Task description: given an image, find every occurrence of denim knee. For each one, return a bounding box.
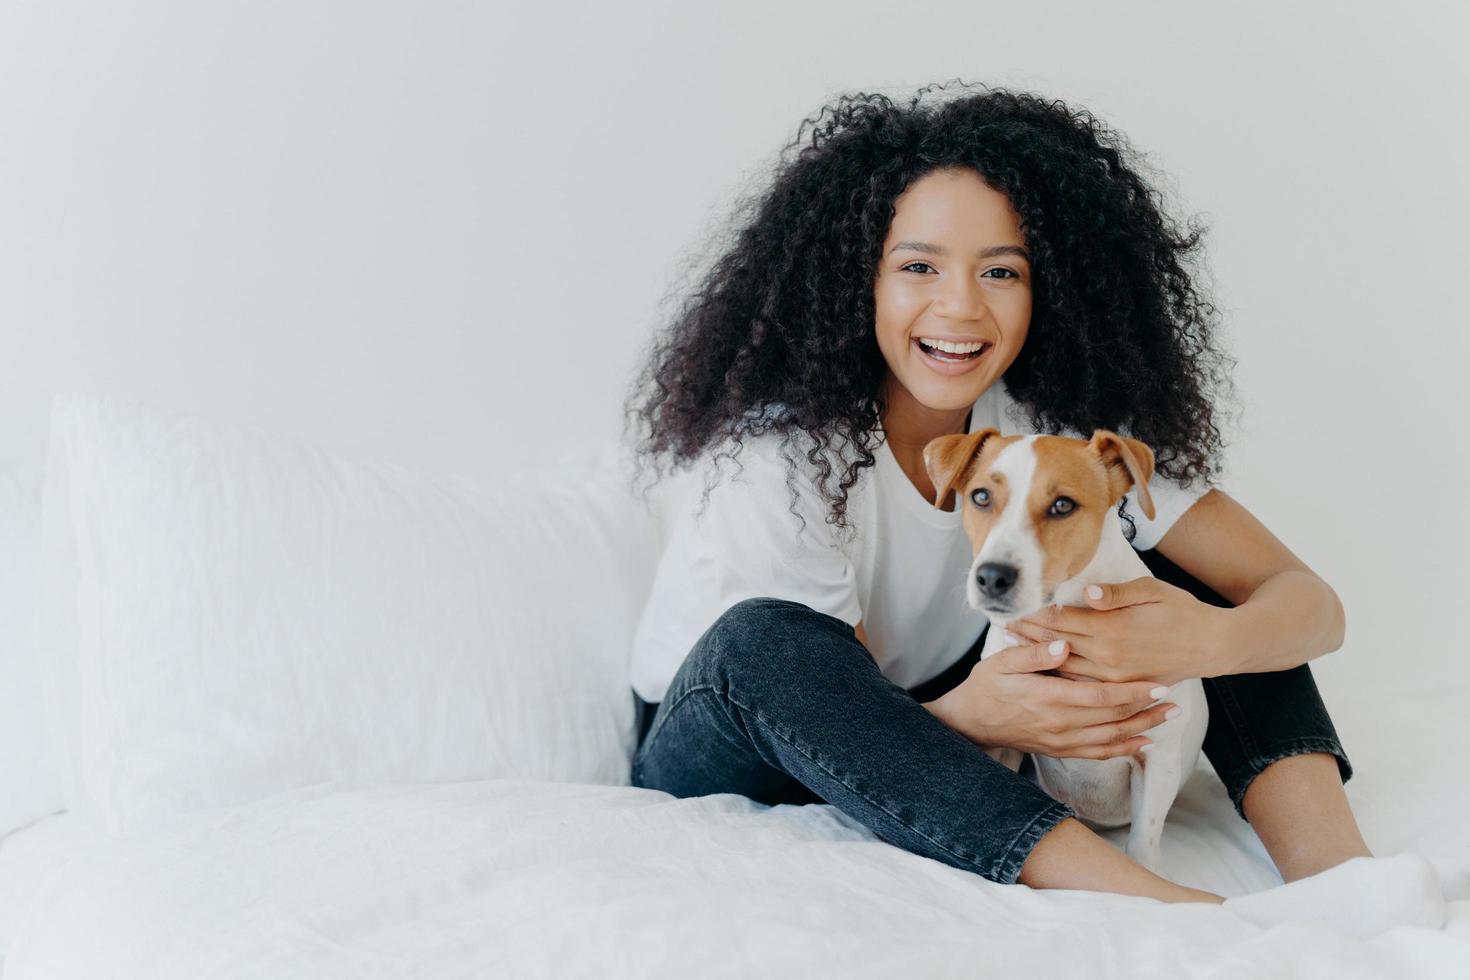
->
[677,596,872,698]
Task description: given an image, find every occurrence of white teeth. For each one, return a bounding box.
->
[918,338,987,354]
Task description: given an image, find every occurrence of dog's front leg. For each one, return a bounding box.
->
[1124,755,1182,874]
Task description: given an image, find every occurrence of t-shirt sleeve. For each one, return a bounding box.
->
[1120,469,1210,552]
[685,442,863,628]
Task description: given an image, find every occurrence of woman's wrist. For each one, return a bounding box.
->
[922,693,957,730]
[923,693,991,748]
[917,693,999,746]
[1205,571,1344,678]
[1205,604,1248,678]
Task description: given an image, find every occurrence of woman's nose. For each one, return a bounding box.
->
[932,274,987,320]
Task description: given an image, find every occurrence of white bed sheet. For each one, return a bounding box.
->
[0,813,104,964]
[3,680,1467,979]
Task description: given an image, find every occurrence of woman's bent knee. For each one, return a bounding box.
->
[693,596,872,683]
[715,596,855,638]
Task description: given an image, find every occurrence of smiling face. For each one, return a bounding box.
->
[874,167,1034,420]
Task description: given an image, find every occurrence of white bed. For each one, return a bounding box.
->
[2,705,1468,980]
[1,393,1467,979]
[0,814,97,963]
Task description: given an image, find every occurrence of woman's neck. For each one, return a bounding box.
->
[880,375,975,451]
[880,375,977,509]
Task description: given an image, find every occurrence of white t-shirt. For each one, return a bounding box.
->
[628,382,1209,703]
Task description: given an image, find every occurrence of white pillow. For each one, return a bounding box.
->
[0,463,64,834]
[39,392,667,836]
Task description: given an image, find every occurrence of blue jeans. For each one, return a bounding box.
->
[629,548,1353,885]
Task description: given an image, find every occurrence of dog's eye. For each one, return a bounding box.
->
[1049,497,1076,516]
[969,487,991,509]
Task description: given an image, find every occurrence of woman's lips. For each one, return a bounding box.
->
[913,337,991,375]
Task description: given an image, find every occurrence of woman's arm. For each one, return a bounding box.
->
[1153,488,1346,675]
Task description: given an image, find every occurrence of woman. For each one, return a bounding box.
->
[619,81,1368,904]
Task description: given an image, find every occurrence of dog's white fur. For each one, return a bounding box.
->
[969,435,1207,873]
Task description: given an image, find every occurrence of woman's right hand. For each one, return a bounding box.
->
[926,639,1178,760]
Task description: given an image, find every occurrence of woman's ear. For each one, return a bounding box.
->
[1088,430,1156,520]
[922,428,1000,510]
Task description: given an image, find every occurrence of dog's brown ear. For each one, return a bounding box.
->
[1088,430,1156,520]
[922,428,1000,510]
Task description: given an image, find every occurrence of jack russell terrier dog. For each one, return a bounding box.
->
[922,426,1207,873]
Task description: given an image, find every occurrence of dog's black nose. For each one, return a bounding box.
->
[975,562,1019,598]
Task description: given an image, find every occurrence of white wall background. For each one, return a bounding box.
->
[2,0,1467,698]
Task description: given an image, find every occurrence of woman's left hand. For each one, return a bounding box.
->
[1002,578,1233,687]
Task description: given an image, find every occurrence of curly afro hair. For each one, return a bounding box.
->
[622,79,1238,540]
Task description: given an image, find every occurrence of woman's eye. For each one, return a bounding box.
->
[969,487,991,508]
[1049,497,1076,516]
[899,263,1018,279]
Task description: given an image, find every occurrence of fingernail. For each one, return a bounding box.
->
[1048,640,1066,657]
[1086,585,1103,599]
[1164,705,1181,720]
[1138,742,1154,754]
[1149,686,1170,700]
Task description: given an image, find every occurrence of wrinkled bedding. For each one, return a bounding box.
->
[1,784,1465,976]
[0,813,94,960]
[3,681,1467,979]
